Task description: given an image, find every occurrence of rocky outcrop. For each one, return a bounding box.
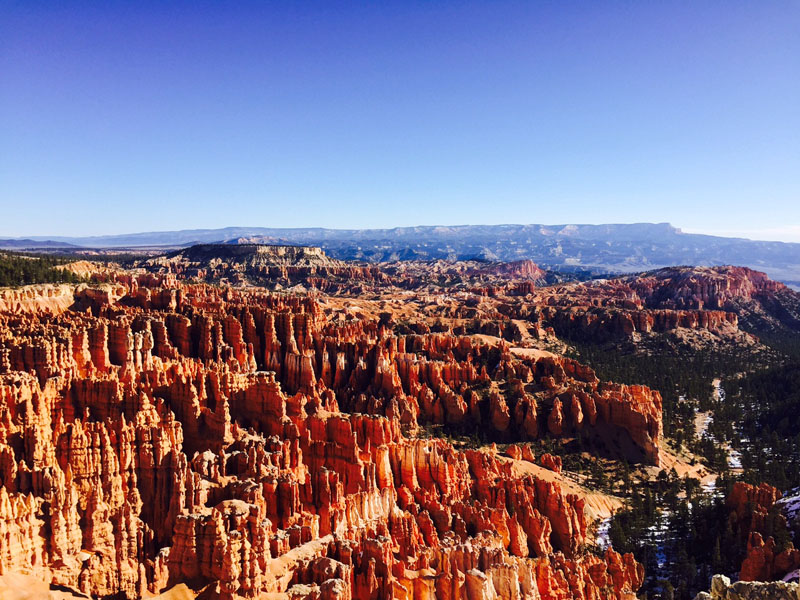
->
[726,482,800,582]
[539,453,562,474]
[539,304,739,341]
[517,265,800,345]
[740,532,800,583]
[693,574,800,600]
[627,266,786,311]
[0,284,77,315]
[624,266,800,336]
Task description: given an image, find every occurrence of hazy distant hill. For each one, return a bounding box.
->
[13,223,800,286]
[0,238,78,250]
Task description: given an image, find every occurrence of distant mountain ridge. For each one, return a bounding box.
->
[0,238,78,249]
[19,222,686,247]
[5,222,800,286]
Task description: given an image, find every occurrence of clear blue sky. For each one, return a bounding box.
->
[1,1,798,241]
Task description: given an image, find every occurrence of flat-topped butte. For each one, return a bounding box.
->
[155,243,340,268]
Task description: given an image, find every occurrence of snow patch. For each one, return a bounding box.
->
[782,569,800,583]
[596,517,611,549]
[777,487,800,522]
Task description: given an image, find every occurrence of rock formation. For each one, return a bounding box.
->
[726,482,800,582]
[0,279,645,599]
[693,574,800,600]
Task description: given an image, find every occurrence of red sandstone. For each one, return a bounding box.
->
[0,280,645,599]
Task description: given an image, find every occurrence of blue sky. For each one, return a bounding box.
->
[1,1,798,241]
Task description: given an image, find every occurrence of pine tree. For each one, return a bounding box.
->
[711,537,723,573]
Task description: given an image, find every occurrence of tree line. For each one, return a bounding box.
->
[0,252,87,287]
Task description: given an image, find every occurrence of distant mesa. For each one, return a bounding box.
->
[221,235,282,245]
[139,243,346,288]
[169,243,337,266]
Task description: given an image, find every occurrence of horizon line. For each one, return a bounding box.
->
[5,221,800,245]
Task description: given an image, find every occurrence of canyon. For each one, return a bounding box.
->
[1,245,799,599]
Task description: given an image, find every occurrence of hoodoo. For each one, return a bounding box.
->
[0,274,648,599]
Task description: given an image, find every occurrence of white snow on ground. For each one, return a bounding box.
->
[596,517,611,549]
[783,569,800,583]
[697,413,712,436]
[777,487,800,521]
[651,515,670,571]
[704,379,743,471]
[711,382,743,469]
[713,380,724,402]
[776,489,800,580]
